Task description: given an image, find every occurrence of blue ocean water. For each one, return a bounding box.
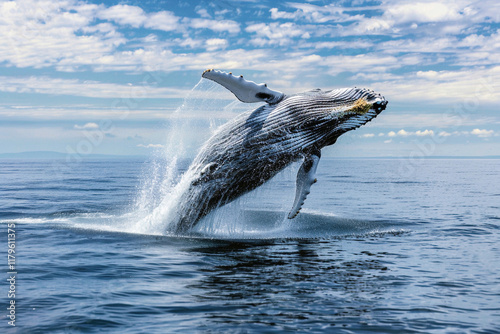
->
[1,157,499,333]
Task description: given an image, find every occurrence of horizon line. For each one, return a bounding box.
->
[0,151,499,160]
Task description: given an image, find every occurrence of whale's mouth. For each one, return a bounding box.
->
[321,87,387,118]
[372,98,388,114]
[332,94,387,134]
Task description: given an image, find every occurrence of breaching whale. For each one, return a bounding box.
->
[171,69,387,233]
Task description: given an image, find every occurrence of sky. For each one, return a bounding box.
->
[1,0,499,158]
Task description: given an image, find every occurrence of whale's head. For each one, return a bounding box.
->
[282,87,387,147]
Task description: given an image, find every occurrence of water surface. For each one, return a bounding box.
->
[1,158,499,333]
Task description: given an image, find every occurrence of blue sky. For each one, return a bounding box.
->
[1,0,499,157]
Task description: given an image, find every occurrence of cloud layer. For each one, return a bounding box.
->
[1,0,499,156]
[1,0,499,102]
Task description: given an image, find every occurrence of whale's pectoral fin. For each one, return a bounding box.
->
[288,150,321,219]
[202,69,284,104]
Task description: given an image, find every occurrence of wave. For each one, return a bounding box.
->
[0,208,409,242]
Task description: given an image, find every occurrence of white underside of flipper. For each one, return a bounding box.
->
[202,69,284,104]
[288,153,320,219]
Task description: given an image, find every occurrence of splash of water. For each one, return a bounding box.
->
[121,77,309,237]
[128,79,255,235]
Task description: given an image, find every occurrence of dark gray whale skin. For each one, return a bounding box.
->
[172,77,387,233]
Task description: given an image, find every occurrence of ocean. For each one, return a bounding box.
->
[1,156,499,333]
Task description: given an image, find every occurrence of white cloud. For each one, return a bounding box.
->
[256,0,500,92]
[371,66,500,103]
[269,3,363,24]
[196,8,211,19]
[145,11,180,32]
[0,0,124,70]
[270,7,302,20]
[361,133,375,138]
[380,37,455,54]
[94,3,238,36]
[0,104,181,120]
[323,54,400,75]
[176,37,204,49]
[0,76,191,98]
[1,0,499,157]
[215,9,231,17]
[376,113,500,128]
[415,129,434,136]
[0,1,242,72]
[188,18,240,33]
[1,0,500,114]
[471,129,494,137]
[245,22,310,46]
[137,144,165,148]
[338,0,500,39]
[386,3,461,24]
[384,129,436,137]
[380,129,498,139]
[74,122,99,130]
[98,5,179,32]
[459,34,486,47]
[311,40,374,50]
[205,38,228,51]
[353,17,393,35]
[97,4,147,28]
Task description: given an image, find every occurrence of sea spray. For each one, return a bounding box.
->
[130,78,243,235]
[128,78,305,237]
[190,161,300,238]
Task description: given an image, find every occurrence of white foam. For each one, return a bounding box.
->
[126,79,248,235]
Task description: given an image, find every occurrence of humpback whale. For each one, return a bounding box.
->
[171,69,387,233]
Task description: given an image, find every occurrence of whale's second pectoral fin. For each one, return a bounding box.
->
[288,151,321,219]
[202,69,284,104]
